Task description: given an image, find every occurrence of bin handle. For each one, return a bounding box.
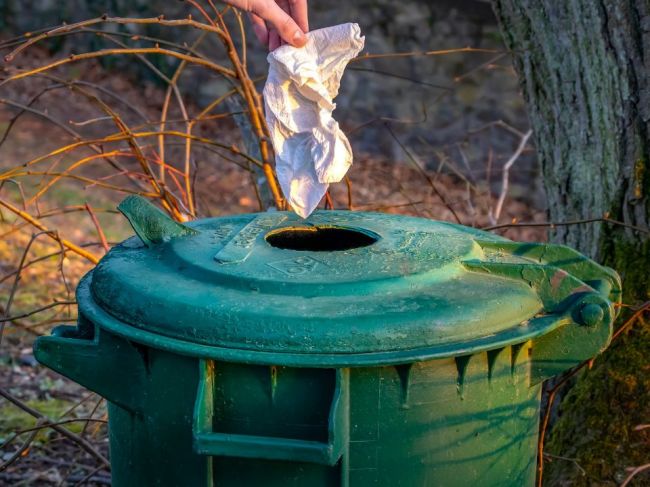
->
[192,361,349,466]
[33,321,147,413]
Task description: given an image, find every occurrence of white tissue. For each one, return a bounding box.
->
[263,23,365,218]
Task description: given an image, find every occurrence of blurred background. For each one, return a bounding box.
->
[0,1,549,485]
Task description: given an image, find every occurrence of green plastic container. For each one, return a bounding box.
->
[34,196,620,487]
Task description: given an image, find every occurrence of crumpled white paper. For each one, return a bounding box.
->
[264,23,365,218]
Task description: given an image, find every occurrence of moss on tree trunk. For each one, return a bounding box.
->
[490,0,649,485]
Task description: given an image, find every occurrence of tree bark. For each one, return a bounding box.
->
[490,1,649,485]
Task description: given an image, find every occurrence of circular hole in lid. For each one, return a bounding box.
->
[266,226,378,251]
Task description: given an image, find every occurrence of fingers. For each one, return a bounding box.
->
[288,0,308,33]
[268,0,289,50]
[248,12,269,46]
[225,0,308,50]
[253,0,307,48]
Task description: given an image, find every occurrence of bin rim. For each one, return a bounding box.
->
[77,272,596,367]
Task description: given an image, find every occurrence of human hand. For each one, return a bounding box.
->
[223,0,308,50]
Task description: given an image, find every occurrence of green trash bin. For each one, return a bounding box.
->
[34,195,620,487]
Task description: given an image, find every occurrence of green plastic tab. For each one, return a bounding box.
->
[117,195,197,247]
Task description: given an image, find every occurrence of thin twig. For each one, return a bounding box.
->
[0,130,263,180]
[0,305,41,337]
[356,200,426,212]
[72,465,107,487]
[324,191,334,210]
[69,116,113,127]
[348,66,454,90]
[468,119,526,138]
[542,453,587,476]
[2,48,236,86]
[9,171,158,197]
[53,231,72,301]
[84,203,110,253]
[483,217,650,235]
[0,232,49,345]
[58,393,96,420]
[28,151,133,206]
[0,87,64,149]
[348,105,430,135]
[489,129,532,224]
[352,47,504,63]
[0,422,42,472]
[80,398,105,439]
[344,176,353,210]
[13,418,107,436]
[4,15,227,61]
[621,463,650,487]
[80,27,210,60]
[383,122,462,223]
[0,208,118,242]
[0,98,82,141]
[0,388,110,467]
[0,199,99,263]
[0,301,77,323]
[1,86,149,194]
[454,53,509,82]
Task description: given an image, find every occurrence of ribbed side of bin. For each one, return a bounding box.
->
[67,334,539,486]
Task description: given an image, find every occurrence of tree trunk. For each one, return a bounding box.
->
[490,1,649,485]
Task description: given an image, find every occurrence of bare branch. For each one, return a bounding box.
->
[621,463,650,487]
[0,300,77,323]
[352,47,505,63]
[2,48,236,86]
[483,217,650,235]
[4,15,227,61]
[383,122,462,224]
[85,203,110,253]
[489,129,533,224]
[0,198,100,263]
[0,388,110,468]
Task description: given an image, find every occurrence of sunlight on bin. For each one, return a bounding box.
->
[34,195,620,487]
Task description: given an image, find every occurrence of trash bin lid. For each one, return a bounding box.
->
[81,199,619,366]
